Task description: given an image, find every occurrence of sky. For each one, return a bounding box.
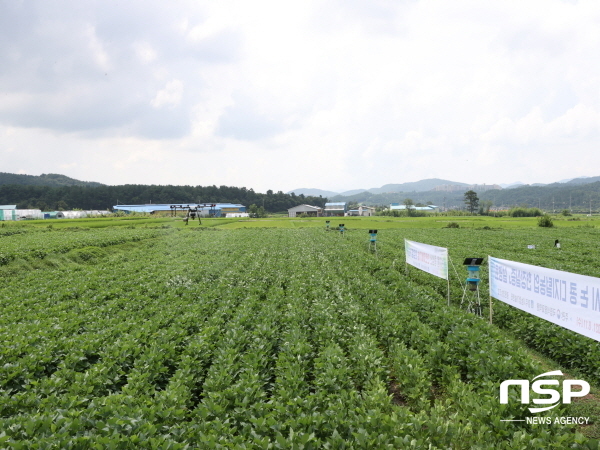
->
[1,0,599,194]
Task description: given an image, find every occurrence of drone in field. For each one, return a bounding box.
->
[170,204,216,225]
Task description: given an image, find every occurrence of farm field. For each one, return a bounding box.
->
[1,221,600,448]
[17,213,600,230]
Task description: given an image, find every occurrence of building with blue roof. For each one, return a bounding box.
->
[323,202,347,217]
[348,206,375,216]
[390,203,438,212]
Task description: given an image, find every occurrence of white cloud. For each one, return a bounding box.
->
[133,41,157,64]
[84,24,111,71]
[151,79,184,109]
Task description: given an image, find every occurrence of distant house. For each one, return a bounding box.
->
[347,206,375,216]
[288,204,323,218]
[323,202,347,217]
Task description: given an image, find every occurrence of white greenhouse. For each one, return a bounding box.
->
[0,207,43,221]
[56,210,111,219]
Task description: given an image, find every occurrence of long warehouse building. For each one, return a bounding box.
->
[112,203,246,217]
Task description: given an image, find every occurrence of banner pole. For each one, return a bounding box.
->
[488,255,492,324]
[404,238,408,276]
[447,255,451,307]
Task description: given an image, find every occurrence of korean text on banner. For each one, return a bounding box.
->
[489,256,600,343]
[405,239,449,280]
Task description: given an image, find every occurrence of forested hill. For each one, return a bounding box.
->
[327,180,600,211]
[0,184,328,213]
[480,181,600,212]
[0,172,105,187]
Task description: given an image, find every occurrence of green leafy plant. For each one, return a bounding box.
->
[0,226,597,447]
[537,214,554,227]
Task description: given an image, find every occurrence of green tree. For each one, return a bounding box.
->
[464,190,479,214]
[248,204,267,218]
[538,214,554,227]
[36,201,49,211]
[479,199,493,215]
[403,198,415,217]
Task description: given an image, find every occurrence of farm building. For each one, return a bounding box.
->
[0,205,44,221]
[287,204,323,217]
[112,203,246,217]
[390,203,439,212]
[347,206,375,216]
[323,202,348,217]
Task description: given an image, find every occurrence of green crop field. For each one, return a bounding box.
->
[16,212,600,230]
[1,218,600,448]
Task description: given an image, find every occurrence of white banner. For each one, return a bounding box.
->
[489,256,600,343]
[405,239,449,280]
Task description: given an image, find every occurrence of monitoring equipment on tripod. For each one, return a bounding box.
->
[368,230,378,252]
[461,257,484,315]
[555,239,561,249]
[339,224,345,235]
[325,220,331,231]
[464,257,483,291]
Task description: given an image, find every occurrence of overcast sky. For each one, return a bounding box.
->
[1,0,599,193]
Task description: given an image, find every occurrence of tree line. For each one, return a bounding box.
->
[0,184,328,213]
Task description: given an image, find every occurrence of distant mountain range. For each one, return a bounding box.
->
[288,176,600,197]
[564,176,600,185]
[289,178,467,197]
[3,171,599,212]
[0,172,104,187]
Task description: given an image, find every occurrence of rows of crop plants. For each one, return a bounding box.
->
[373,226,600,385]
[0,226,170,266]
[0,227,595,447]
